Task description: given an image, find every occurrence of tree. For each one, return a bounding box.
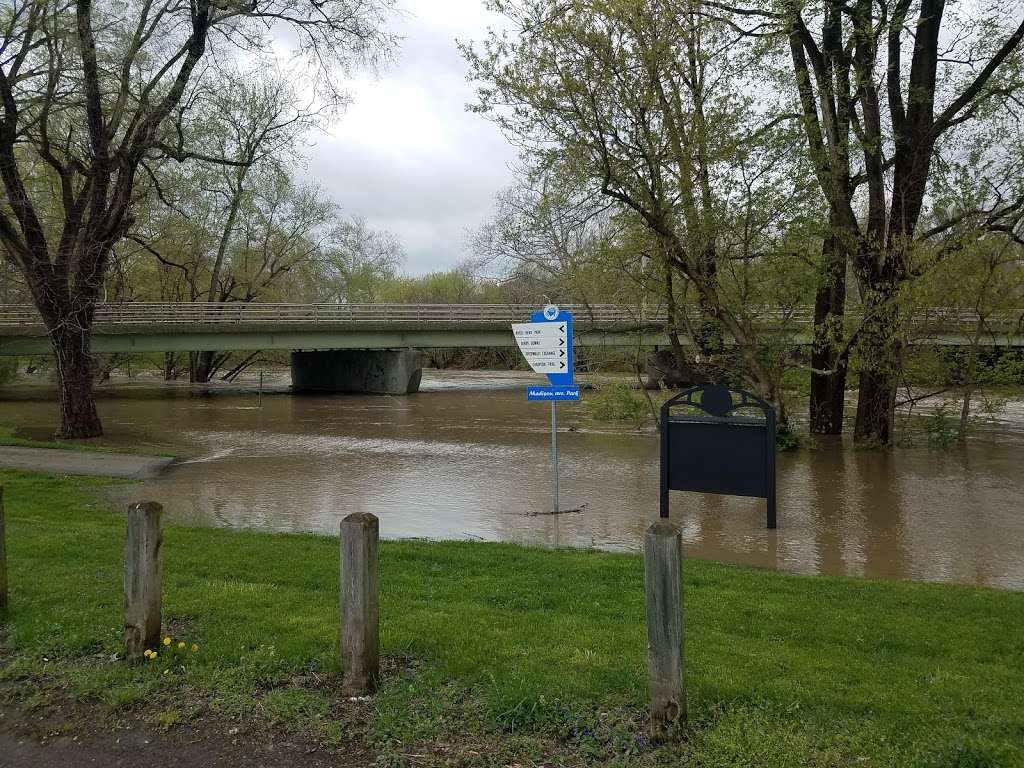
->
[465,0,818,418]
[316,215,404,303]
[906,233,1024,440]
[715,0,1024,443]
[0,0,394,437]
[471,176,622,306]
[128,167,338,380]
[122,66,332,381]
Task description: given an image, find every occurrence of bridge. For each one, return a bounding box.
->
[0,303,673,356]
[1,302,1020,393]
[0,303,674,394]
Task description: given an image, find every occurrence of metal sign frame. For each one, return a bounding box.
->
[659,384,777,529]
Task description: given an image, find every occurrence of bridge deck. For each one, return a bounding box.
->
[0,303,1021,356]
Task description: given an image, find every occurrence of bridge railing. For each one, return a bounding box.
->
[0,303,672,327]
[0,303,1020,334]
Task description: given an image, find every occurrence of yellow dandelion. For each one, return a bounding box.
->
[178,641,186,649]
[151,652,158,659]
[191,644,199,653]
[163,636,172,646]
[143,649,152,659]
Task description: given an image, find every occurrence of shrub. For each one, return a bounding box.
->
[585,381,653,428]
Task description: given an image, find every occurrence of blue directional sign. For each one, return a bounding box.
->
[512,306,574,386]
[512,305,577,514]
[534,307,573,386]
[527,385,581,402]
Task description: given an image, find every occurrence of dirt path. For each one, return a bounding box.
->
[0,447,173,479]
[0,703,375,768]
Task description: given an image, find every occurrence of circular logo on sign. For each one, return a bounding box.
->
[543,304,559,320]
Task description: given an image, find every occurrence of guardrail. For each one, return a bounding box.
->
[0,303,1020,333]
[0,303,670,327]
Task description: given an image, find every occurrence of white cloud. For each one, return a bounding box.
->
[299,0,518,274]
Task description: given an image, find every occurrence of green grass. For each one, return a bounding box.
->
[1,469,1023,765]
[0,424,175,458]
[0,425,99,451]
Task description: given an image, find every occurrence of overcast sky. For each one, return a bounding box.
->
[301,1,519,275]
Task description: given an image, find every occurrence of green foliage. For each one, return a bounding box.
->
[2,470,1024,766]
[922,403,959,448]
[262,689,331,728]
[0,424,100,451]
[584,381,653,427]
[103,684,150,714]
[989,352,1024,387]
[150,709,186,730]
[0,359,17,386]
[377,267,505,304]
[775,422,802,451]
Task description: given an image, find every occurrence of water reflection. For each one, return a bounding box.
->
[0,370,1022,589]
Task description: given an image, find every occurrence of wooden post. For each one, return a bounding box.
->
[644,520,685,738]
[340,512,379,695]
[0,487,7,610]
[123,502,163,660]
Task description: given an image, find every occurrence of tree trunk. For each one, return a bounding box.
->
[192,350,216,383]
[853,299,902,444]
[958,385,973,443]
[854,368,897,444]
[809,226,849,434]
[49,324,103,439]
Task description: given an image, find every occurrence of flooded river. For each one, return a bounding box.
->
[2,370,1023,589]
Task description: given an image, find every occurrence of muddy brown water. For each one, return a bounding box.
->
[1,370,1023,590]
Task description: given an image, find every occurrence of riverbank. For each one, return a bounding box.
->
[0,446,173,479]
[1,470,1022,766]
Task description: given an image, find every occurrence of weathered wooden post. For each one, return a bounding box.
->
[644,520,685,738]
[0,487,7,610]
[340,512,379,695]
[123,502,163,660]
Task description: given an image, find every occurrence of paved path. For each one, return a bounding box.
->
[0,446,173,479]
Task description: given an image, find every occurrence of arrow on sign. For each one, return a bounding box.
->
[511,317,573,378]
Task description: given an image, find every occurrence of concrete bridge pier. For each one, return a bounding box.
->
[291,349,426,395]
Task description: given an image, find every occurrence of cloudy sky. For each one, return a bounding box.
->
[302,1,519,275]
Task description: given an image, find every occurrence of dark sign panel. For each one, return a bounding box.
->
[660,384,777,529]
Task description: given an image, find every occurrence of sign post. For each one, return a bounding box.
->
[551,400,558,514]
[513,305,578,513]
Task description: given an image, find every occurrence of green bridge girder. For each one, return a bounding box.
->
[0,327,678,356]
[2,326,1021,357]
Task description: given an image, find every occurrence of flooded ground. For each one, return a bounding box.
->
[2,370,1023,589]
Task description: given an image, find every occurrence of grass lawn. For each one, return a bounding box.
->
[0,425,176,460]
[0,425,97,451]
[1,469,1022,766]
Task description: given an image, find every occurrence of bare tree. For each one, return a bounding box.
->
[0,0,394,437]
[318,215,404,303]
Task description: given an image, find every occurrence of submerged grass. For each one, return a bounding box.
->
[0,424,105,451]
[0,424,175,457]
[1,469,1022,765]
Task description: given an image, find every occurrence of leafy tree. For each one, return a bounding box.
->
[907,234,1024,440]
[378,265,504,304]
[715,0,1024,443]
[0,0,394,437]
[465,0,819,419]
[314,215,405,304]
